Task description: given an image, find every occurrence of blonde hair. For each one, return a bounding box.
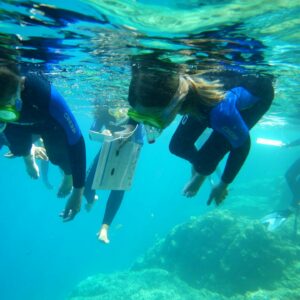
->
[185,75,225,106]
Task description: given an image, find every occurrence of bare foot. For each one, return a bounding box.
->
[97,224,110,244]
[183,170,206,197]
[85,195,99,212]
[57,174,73,198]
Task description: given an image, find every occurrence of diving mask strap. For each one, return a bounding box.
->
[161,76,189,117]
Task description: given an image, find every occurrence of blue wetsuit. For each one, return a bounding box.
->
[169,71,274,184]
[4,72,86,188]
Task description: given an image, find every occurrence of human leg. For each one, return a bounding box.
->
[285,158,300,207]
[84,149,101,205]
[169,115,207,163]
[183,131,229,197]
[98,190,125,244]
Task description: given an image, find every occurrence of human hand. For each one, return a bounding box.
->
[207,181,229,206]
[113,124,135,139]
[101,129,113,136]
[31,144,48,160]
[60,187,83,222]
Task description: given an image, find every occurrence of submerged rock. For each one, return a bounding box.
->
[68,268,227,300]
[68,211,300,299]
[132,210,300,296]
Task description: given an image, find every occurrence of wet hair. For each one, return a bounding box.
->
[128,68,180,108]
[185,75,225,106]
[128,53,183,108]
[128,52,225,110]
[128,67,225,111]
[0,66,21,103]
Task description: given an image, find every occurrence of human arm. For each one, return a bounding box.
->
[285,139,300,148]
[222,136,250,184]
[48,86,86,220]
[97,190,125,244]
[207,89,254,204]
[206,136,249,206]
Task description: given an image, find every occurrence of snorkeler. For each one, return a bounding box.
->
[284,138,300,208]
[128,58,274,206]
[0,65,86,221]
[261,138,300,231]
[85,103,144,243]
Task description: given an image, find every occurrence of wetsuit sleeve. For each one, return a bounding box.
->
[210,87,258,183]
[233,87,260,110]
[4,125,32,156]
[221,135,251,184]
[210,87,258,148]
[49,86,86,188]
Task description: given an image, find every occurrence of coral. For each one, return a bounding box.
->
[132,210,300,296]
[68,210,300,300]
[68,268,227,300]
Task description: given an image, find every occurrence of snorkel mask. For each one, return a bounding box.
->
[128,76,189,131]
[127,109,166,130]
[0,104,20,122]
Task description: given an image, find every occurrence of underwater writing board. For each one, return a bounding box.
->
[92,138,142,190]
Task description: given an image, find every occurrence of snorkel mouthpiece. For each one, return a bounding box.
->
[144,125,162,144]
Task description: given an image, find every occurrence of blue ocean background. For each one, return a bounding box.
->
[0,0,300,299]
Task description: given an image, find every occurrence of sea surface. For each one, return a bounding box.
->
[0,1,299,299]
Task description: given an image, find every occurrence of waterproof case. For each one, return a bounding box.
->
[91,132,142,190]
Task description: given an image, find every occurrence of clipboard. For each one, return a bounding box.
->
[92,138,142,190]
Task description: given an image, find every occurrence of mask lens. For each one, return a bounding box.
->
[128,109,165,129]
[0,106,20,122]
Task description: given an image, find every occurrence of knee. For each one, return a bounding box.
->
[169,136,184,156]
[194,161,217,176]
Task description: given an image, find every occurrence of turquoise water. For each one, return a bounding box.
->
[0,1,300,299]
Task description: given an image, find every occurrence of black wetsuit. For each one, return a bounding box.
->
[4,72,86,189]
[169,71,274,184]
[285,139,300,206]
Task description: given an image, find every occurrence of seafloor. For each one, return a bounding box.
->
[68,177,300,300]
